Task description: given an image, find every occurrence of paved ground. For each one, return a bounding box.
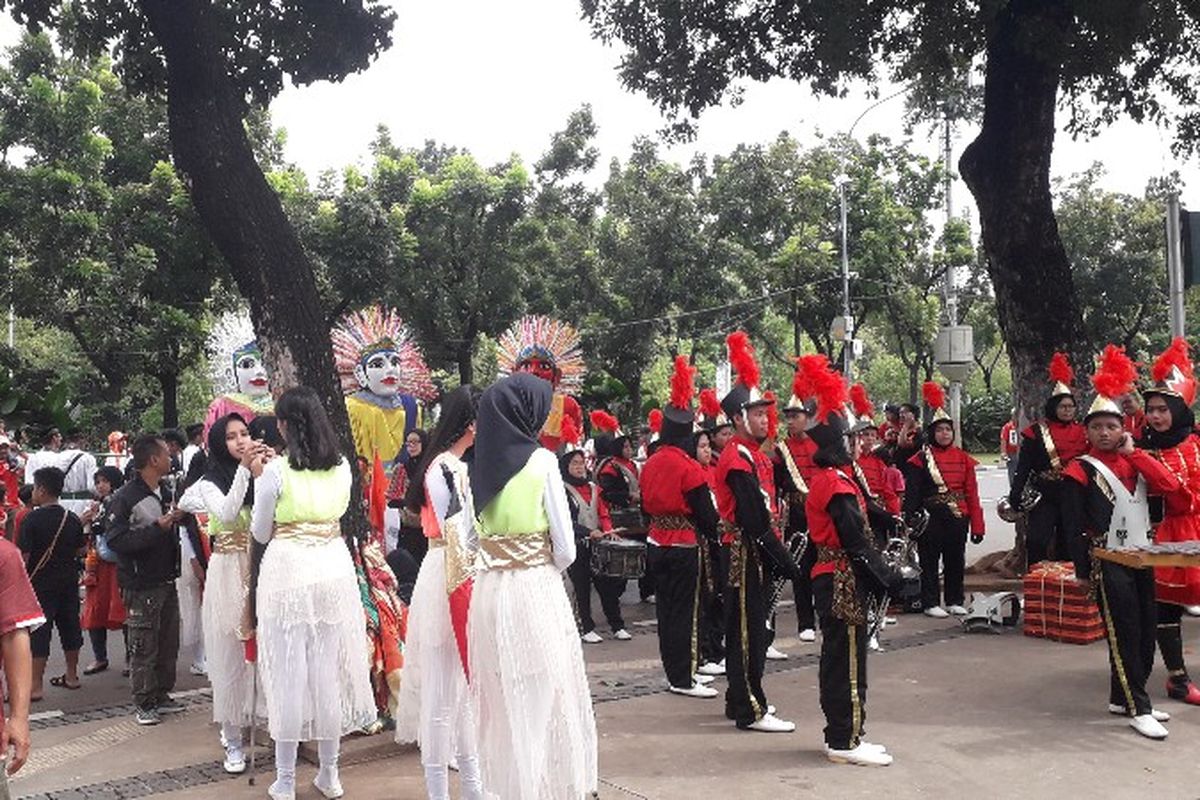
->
[18,466,1200,800]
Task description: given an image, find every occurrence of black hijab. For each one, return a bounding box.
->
[203,413,251,502]
[559,449,589,487]
[1140,392,1196,450]
[470,373,552,512]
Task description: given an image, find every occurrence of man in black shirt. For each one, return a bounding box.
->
[18,467,85,700]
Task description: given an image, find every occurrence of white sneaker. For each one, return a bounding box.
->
[746,713,795,733]
[222,746,246,774]
[313,772,345,799]
[189,662,207,676]
[613,628,633,641]
[668,682,719,698]
[581,630,603,644]
[798,628,816,643]
[697,661,726,676]
[1129,714,1169,739]
[1109,704,1170,722]
[884,616,898,626]
[924,606,950,619]
[693,673,715,685]
[766,704,776,715]
[1187,605,1200,617]
[868,635,881,652]
[267,782,296,800]
[826,742,894,766]
[860,741,889,753]
[765,645,789,660]
[947,605,968,616]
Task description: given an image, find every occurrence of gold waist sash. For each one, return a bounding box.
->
[428,536,447,549]
[212,529,250,554]
[274,521,340,546]
[478,532,552,571]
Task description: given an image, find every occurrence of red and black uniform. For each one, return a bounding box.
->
[807,465,900,751]
[782,434,820,632]
[904,444,984,610]
[714,434,802,727]
[563,478,626,636]
[1063,447,1182,716]
[856,451,900,516]
[598,454,652,601]
[642,444,720,689]
[1009,420,1088,563]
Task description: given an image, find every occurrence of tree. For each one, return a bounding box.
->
[580,0,1200,419]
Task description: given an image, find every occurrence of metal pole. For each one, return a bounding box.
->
[942,114,965,445]
[840,177,853,380]
[1167,193,1186,338]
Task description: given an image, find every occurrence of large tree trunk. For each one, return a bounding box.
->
[959,0,1088,425]
[140,0,366,537]
[158,371,179,429]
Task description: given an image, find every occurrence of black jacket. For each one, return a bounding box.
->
[104,475,181,590]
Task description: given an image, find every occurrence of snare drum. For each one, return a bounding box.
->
[590,537,646,579]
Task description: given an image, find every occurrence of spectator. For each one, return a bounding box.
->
[105,435,184,726]
[104,431,129,472]
[22,427,62,486]
[388,428,429,564]
[0,435,20,516]
[80,466,128,677]
[18,467,86,700]
[1,535,43,783]
[1000,409,1020,486]
[248,415,285,453]
[59,429,99,518]
[9,486,33,546]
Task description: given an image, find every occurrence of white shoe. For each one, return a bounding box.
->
[947,605,968,616]
[1109,704,1170,722]
[613,628,633,641]
[860,741,889,753]
[189,662,207,676]
[693,673,715,685]
[1129,714,1169,739]
[581,630,603,644]
[826,743,894,766]
[314,773,345,799]
[697,661,726,676]
[669,682,718,698]
[884,616,898,626]
[868,635,881,652]
[798,628,816,643]
[746,713,795,733]
[267,782,296,800]
[766,704,776,715]
[1186,605,1200,617]
[643,595,657,604]
[765,645,789,660]
[222,746,246,774]
[924,606,950,619]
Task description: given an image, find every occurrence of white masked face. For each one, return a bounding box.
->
[234,349,270,397]
[356,350,402,397]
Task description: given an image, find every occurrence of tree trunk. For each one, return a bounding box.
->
[457,341,474,386]
[907,363,919,404]
[140,0,366,537]
[959,0,1087,425]
[159,371,179,430]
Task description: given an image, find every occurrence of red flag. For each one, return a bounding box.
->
[369,452,387,534]
[243,636,257,663]
[450,580,473,679]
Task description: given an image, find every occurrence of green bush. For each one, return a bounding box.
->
[961,390,1011,453]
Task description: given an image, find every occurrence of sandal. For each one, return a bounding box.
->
[49,675,82,690]
[83,660,109,676]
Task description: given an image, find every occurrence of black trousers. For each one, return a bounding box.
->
[567,543,626,633]
[648,544,701,688]
[1156,601,1189,679]
[1026,487,1071,564]
[123,584,181,712]
[918,513,968,608]
[724,539,769,726]
[1098,561,1157,715]
[792,542,818,631]
[699,541,725,664]
[814,574,869,750]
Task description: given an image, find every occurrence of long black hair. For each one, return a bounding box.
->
[274,386,342,472]
[404,385,480,512]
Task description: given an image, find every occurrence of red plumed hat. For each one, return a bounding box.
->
[850,383,874,421]
[663,355,699,439]
[1147,337,1196,407]
[1087,344,1137,420]
[721,331,773,420]
[648,408,663,435]
[698,388,721,419]
[764,391,779,440]
[590,409,620,435]
[797,353,849,423]
[1048,352,1075,399]
[923,381,951,428]
[560,413,581,448]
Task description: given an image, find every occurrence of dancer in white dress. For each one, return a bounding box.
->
[177,414,265,774]
[395,385,484,800]
[249,387,376,800]
[466,373,598,799]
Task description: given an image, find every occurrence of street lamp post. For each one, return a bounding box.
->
[837,172,853,380]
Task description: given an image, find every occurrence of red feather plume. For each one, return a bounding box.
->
[922,381,946,411]
[799,353,848,422]
[849,383,874,419]
[726,331,760,389]
[698,388,721,419]
[589,409,620,434]
[764,391,779,439]
[560,413,580,446]
[648,408,663,434]
[795,354,830,404]
[1151,337,1193,383]
[669,355,695,410]
[1092,344,1137,399]
[1048,352,1074,386]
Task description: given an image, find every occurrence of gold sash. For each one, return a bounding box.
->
[1038,422,1062,472]
[274,521,340,545]
[478,532,553,571]
[923,445,965,519]
[428,536,447,549]
[779,438,809,497]
[212,529,251,554]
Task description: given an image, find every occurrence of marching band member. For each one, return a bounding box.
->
[467,374,598,798]
[850,385,901,518]
[714,333,803,733]
[902,383,984,618]
[394,386,484,800]
[593,411,651,606]
[1009,353,1088,564]
[782,366,820,645]
[696,389,729,674]
[642,357,721,697]
[1139,338,1200,705]
[799,354,901,766]
[1063,346,1180,739]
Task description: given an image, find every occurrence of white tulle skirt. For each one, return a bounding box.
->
[202,551,263,727]
[469,562,597,800]
[177,563,204,652]
[256,536,376,742]
[395,546,477,767]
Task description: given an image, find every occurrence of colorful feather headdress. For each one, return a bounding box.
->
[207,310,261,395]
[331,305,436,401]
[923,381,951,426]
[496,315,586,396]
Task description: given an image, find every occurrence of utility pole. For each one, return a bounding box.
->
[1167,192,1186,338]
[935,111,972,445]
